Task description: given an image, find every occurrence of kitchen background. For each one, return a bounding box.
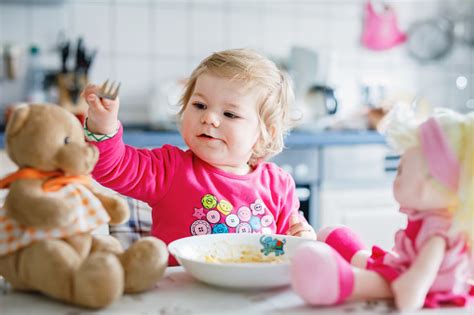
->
[0,0,473,248]
[0,0,473,127]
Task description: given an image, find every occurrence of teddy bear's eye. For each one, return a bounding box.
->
[64,136,70,144]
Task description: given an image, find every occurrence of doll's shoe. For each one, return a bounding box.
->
[318,225,366,263]
[291,242,354,305]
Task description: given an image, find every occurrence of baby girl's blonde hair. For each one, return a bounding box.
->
[179,48,295,165]
[384,107,474,244]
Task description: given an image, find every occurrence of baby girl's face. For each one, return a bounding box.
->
[181,73,261,175]
[393,147,453,210]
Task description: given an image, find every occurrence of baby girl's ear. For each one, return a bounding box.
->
[269,125,277,139]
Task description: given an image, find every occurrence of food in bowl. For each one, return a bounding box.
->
[204,245,285,264]
[168,233,314,289]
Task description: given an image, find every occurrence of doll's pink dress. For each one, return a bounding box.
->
[366,207,474,308]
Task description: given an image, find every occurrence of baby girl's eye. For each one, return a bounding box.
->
[397,164,403,175]
[193,102,206,110]
[224,112,240,119]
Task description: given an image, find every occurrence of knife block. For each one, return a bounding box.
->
[57,72,88,123]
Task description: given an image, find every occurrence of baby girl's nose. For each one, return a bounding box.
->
[201,111,220,128]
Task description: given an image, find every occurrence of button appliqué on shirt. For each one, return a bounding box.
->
[206,210,221,224]
[190,195,274,236]
[236,223,252,233]
[192,207,206,219]
[216,200,233,215]
[212,223,229,234]
[261,214,273,227]
[225,214,240,227]
[249,216,262,231]
[237,206,251,221]
[201,194,218,209]
[190,220,212,235]
[250,199,266,215]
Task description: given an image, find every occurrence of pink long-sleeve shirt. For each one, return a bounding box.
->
[91,126,299,265]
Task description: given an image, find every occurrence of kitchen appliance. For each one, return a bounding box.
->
[288,46,338,130]
[305,85,338,117]
[407,18,454,62]
[288,46,319,100]
[294,84,339,131]
[271,147,320,228]
[407,1,474,63]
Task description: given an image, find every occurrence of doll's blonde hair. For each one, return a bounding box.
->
[384,107,474,244]
[179,48,295,165]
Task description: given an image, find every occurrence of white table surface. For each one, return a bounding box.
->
[0,267,472,315]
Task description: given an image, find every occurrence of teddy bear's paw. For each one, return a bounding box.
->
[91,234,124,255]
[106,196,130,225]
[73,252,124,309]
[92,191,130,225]
[119,237,169,293]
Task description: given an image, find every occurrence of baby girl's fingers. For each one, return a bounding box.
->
[101,96,119,110]
[289,214,300,226]
[287,222,307,236]
[86,93,106,111]
[83,85,101,107]
[295,230,316,239]
[291,225,317,239]
[82,84,98,98]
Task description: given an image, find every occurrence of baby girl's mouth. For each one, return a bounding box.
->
[198,134,221,141]
[199,133,214,138]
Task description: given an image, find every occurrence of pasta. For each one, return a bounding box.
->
[204,249,285,264]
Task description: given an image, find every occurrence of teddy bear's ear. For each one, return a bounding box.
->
[6,104,31,137]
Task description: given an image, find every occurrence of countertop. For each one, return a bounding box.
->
[1,267,471,315]
[0,129,386,149]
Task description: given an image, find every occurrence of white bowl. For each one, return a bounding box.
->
[168,233,314,289]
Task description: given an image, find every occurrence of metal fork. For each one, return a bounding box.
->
[96,79,121,100]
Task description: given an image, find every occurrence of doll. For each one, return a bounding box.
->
[291,108,474,311]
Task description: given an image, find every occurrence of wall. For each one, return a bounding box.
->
[0,0,473,125]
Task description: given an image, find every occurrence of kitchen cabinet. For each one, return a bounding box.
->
[270,147,320,229]
[320,187,404,250]
[319,145,405,250]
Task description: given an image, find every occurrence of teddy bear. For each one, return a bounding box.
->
[0,104,169,308]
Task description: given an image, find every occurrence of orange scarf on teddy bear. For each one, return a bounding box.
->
[0,168,109,256]
[0,168,91,191]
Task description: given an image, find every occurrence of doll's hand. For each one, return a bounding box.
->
[391,269,426,311]
[287,214,316,240]
[82,84,120,135]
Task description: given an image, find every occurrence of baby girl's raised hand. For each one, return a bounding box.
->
[83,84,120,135]
[287,213,316,240]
